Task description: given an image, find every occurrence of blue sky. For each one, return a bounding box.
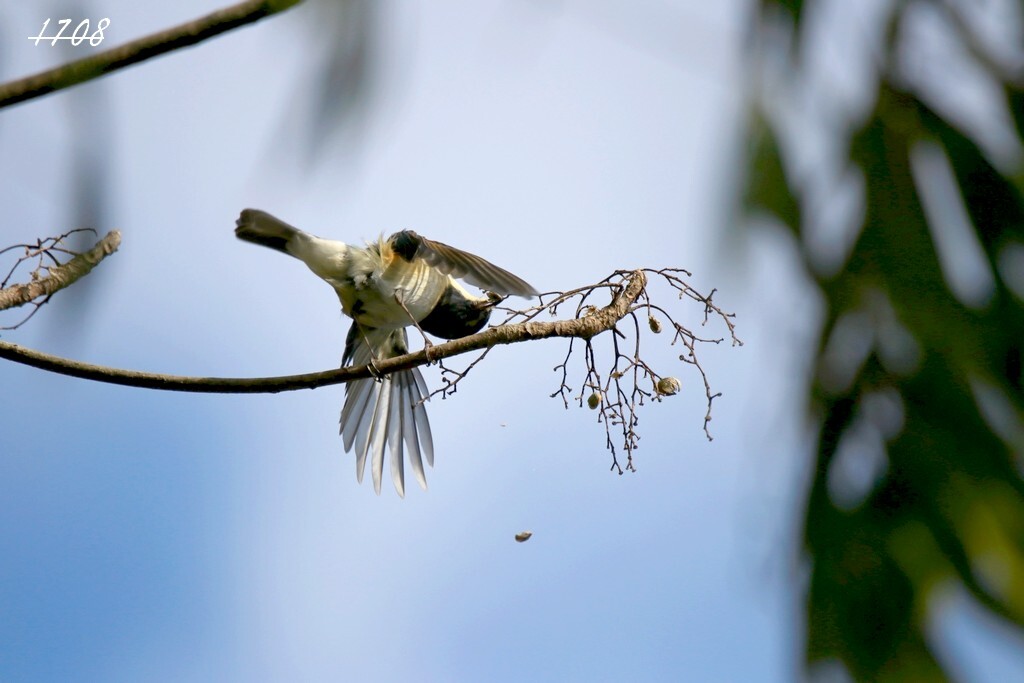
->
[2,1,1022,681]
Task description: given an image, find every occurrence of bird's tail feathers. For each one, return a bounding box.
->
[235,209,302,254]
[340,326,433,497]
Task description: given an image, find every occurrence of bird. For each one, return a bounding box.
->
[234,209,538,496]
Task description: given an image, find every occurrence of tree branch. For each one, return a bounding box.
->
[0,0,301,110]
[0,269,648,394]
[0,230,121,312]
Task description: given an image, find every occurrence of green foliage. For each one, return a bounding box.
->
[750,3,1024,680]
[759,0,805,25]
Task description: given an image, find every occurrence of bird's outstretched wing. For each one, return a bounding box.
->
[340,324,433,497]
[390,230,538,298]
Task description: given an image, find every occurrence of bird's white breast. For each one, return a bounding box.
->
[332,240,449,330]
[285,231,452,329]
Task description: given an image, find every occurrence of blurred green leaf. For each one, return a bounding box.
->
[760,0,804,24]
[745,118,801,236]
[751,2,1024,680]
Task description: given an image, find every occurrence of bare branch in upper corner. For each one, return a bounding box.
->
[0,0,302,110]
[0,229,121,328]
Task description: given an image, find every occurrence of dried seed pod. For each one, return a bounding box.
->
[587,392,602,409]
[656,377,681,396]
[648,316,663,333]
[515,531,533,543]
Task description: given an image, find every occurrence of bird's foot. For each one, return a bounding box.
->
[367,357,383,380]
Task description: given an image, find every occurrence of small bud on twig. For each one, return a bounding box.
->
[656,377,681,396]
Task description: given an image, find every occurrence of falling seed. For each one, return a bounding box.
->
[515,531,533,543]
[587,392,602,409]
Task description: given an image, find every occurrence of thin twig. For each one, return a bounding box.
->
[542,268,739,454]
[427,347,494,401]
[0,230,121,329]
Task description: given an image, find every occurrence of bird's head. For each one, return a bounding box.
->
[418,280,502,340]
